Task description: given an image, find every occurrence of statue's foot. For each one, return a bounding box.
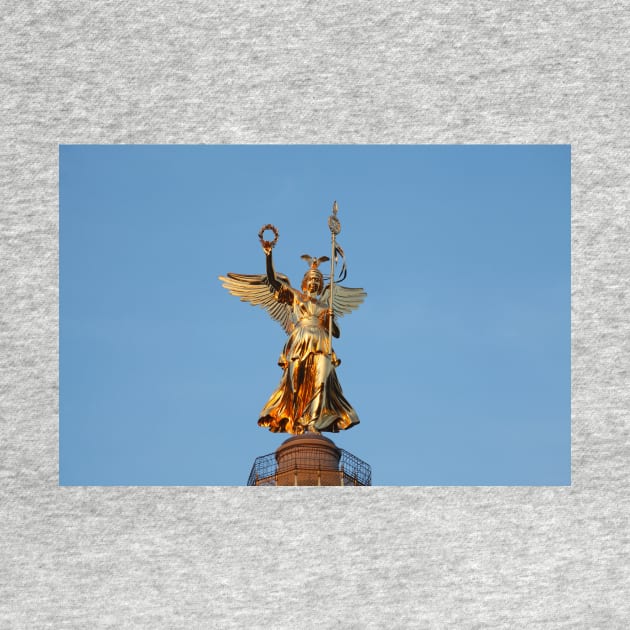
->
[306,422,321,434]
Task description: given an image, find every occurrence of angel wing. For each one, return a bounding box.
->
[321,283,367,317]
[218,271,295,334]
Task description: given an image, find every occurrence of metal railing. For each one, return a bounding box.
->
[248,447,371,486]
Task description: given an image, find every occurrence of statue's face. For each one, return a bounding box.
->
[303,275,323,295]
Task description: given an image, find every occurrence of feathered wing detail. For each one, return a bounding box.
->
[321,284,367,317]
[218,272,295,334]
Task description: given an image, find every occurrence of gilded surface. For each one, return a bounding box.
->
[219,205,366,434]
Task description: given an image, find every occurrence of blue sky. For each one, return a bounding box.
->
[60,145,570,485]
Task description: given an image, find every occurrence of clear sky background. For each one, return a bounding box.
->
[60,145,570,485]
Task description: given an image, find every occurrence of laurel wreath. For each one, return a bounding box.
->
[258,224,279,250]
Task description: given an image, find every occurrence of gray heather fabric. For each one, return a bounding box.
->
[1,2,628,628]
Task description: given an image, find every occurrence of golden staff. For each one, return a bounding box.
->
[327,200,341,356]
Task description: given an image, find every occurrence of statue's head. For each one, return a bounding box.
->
[300,255,328,295]
[301,268,324,295]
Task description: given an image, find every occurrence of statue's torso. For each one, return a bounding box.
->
[285,294,329,359]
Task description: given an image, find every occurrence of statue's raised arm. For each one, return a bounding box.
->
[218,225,296,335]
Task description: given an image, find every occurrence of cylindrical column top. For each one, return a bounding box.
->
[275,433,341,474]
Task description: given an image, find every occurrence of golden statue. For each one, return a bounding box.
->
[219,202,366,434]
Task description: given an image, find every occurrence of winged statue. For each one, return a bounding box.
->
[219,214,366,434]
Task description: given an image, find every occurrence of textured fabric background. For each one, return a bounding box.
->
[1,1,628,628]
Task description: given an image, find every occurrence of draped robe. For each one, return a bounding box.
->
[258,287,359,434]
